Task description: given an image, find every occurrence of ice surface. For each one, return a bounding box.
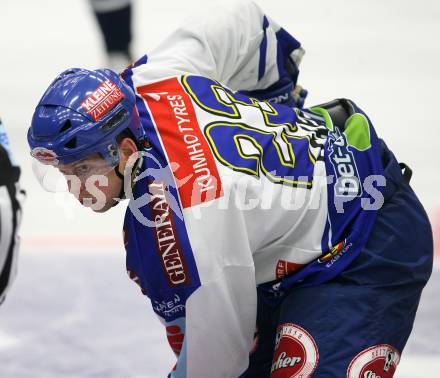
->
[0,0,439,376]
[0,247,175,377]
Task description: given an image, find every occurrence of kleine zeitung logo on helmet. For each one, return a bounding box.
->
[80,79,124,121]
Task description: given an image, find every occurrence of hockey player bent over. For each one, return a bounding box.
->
[27,1,433,376]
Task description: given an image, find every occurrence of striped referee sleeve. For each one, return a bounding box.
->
[0,143,23,305]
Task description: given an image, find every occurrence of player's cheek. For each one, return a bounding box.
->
[86,179,108,196]
[89,176,120,204]
[104,172,124,199]
[65,176,82,199]
[67,179,73,193]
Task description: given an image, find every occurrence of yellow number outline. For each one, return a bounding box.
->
[205,121,312,188]
[181,74,324,184]
[182,75,241,118]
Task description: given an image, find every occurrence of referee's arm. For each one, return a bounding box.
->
[0,141,24,305]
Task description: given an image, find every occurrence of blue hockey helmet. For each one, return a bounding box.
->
[28,68,144,168]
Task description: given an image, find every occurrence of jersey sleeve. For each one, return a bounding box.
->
[122,146,257,377]
[175,263,257,377]
[124,184,257,378]
[176,204,258,377]
[0,120,24,305]
[136,0,304,94]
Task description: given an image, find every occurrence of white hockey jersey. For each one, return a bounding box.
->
[121,1,384,376]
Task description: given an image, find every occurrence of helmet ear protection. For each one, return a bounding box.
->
[28,68,144,167]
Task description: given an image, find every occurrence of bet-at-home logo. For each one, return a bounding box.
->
[328,128,362,197]
[327,113,372,198]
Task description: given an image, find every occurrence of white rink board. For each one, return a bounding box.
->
[0,0,439,377]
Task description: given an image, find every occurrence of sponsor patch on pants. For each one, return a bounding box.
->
[271,323,318,378]
[347,344,400,378]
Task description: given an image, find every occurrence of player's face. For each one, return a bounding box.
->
[60,154,122,212]
[59,137,139,212]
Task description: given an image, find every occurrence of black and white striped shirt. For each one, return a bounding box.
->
[0,126,23,305]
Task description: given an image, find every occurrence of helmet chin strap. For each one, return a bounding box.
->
[112,165,125,207]
[111,154,143,207]
[114,164,124,180]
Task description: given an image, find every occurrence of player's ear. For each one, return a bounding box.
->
[118,137,138,166]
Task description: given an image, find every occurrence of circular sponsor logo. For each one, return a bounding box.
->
[271,323,318,378]
[347,344,400,378]
[31,147,59,165]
